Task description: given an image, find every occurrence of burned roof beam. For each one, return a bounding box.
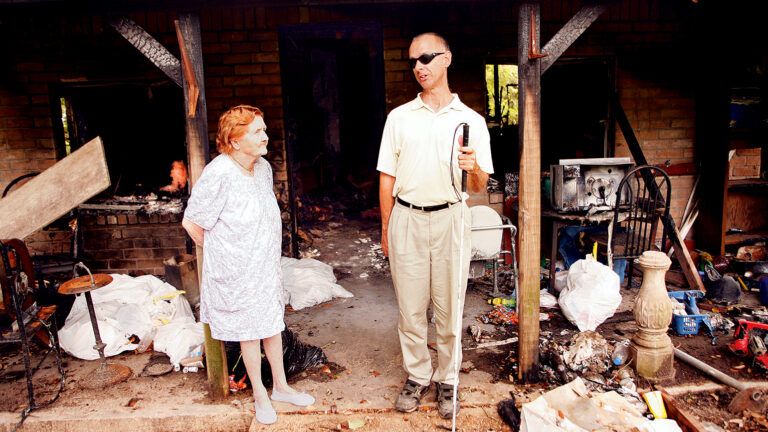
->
[540,1,609,74]
[110,17,182,87]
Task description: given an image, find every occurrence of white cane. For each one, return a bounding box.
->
[451,123,470,431]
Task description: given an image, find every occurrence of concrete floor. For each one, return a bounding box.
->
[0,217,517,431]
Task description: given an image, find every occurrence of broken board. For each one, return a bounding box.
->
[0,137,110,239]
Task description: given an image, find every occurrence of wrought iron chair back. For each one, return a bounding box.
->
[611,165,672,285]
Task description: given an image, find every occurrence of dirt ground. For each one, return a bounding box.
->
[2,210,768,431]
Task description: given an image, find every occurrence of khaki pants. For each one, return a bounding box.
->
[387,200,471,386]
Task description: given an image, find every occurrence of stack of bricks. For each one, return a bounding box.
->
[80,212,188,276]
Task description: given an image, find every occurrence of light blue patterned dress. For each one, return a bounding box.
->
[183,155,284,341]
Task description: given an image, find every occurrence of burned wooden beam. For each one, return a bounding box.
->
[174,20,200,118]
[0,137,110,240]
[110,17,182,87]
[541,2,608,73]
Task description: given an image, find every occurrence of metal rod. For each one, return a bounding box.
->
[674,348,746,391]
[84,291,107,364]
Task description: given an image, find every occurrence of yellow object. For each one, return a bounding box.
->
[153,290,186,303]
[592,242,598,259]
[642,391,667,419]
[488,297,515,306]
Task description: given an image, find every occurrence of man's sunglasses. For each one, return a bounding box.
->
[407,52,446,69]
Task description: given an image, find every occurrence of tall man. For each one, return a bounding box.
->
[377,32,493,419]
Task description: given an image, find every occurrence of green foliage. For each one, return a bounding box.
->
[485,64,519,126]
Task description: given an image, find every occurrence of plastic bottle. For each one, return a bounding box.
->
[612,340,631,366]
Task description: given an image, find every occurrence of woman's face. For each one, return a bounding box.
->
[235,115,268,157]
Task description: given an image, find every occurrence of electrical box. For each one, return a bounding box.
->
[550,157,633,212]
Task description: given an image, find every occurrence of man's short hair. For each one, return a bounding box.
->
[412,32,451,51]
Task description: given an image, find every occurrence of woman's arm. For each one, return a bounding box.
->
[182,218,205,246]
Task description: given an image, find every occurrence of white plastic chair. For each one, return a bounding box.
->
[468,205,518,296]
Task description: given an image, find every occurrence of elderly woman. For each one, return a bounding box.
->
[182,105,314,427]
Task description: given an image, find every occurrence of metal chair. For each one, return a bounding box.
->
[468,205,519,296]
[608,165,671,286]
[0,239,66,426]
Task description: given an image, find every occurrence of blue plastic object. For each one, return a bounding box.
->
[759,275,768,306]
[668,290,713,336]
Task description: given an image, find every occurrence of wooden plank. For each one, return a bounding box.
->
[0,137,109,240]
[659,389,705,432]
[176,13,227,400]
[517,1,542,383]
[541,2,608,73]
[612,93,704,291]
[110,17,182,87]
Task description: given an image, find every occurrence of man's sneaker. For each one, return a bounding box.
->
[394,379,429,413]
[435,382,460,419]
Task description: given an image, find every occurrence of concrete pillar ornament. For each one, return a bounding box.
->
[631,251,675,382]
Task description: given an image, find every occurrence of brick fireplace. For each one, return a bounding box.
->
[80,210,189,277]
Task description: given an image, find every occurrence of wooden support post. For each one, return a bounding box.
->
[517,1,542,383]
[176,13,228,400]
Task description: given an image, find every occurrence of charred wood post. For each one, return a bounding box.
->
[517,1,608,382]
[176,13,228,400]
[517,1,542,383]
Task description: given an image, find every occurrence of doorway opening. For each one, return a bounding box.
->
[53,81,187,197]
[279,22,386,241]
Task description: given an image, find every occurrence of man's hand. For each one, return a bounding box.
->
[379,172,396,258]
[458,144,489,193]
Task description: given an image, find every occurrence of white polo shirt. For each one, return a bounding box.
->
[377,94,494,206]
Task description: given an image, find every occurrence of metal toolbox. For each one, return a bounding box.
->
[550,157,633,212]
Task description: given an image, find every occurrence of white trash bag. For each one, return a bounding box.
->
[281,257,353,310]
[558,255,621,331]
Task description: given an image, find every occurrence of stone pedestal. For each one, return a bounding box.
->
[631,251,675,382]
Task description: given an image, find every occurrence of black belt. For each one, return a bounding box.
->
[396,197,456,212]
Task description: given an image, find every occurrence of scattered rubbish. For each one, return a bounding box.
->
[519,377,660,431]
[359,272,369,279]
[703,269,741,304]
[468,324,483,342]
[562,331,610,374]
[281,257,354,310]
[483,304,518,325]
[299,248,321,259]
[125,397,142,408]
[643,390,667,419]
[225,328,327,387]
[229,374,247,393]
[339,418,365,430]
[558,255,621,331]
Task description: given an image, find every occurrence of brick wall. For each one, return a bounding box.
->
[0,0,720,256]
[80,212,188,276]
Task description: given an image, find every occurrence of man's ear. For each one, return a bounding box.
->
[443,51,452,67]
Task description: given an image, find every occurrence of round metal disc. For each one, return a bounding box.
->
[58,274,113,295]
[80,363,133,389]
